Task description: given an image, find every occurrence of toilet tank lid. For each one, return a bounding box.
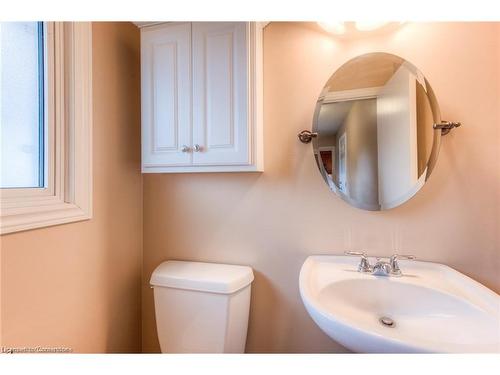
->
[150,260,254,294]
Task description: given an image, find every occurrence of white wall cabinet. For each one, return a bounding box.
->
[140,22,264,173]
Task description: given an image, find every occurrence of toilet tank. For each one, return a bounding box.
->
[150,260,254,353]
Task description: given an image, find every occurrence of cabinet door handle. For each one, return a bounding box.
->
[193,144,202,152]
[181,145,191,153]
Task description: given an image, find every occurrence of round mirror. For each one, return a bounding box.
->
[312,52,442,210]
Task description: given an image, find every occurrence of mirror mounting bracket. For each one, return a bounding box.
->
[299,121,462,143]
[433,121,461,135]
[298,130,318,143]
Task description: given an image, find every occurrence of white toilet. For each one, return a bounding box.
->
[150,260,254,353]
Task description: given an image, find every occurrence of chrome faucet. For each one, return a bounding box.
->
[372,259,392,276]
[344,251,415,277]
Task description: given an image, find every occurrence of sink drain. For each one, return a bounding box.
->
[379,316,395,327]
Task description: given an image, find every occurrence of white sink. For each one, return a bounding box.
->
[299,255,500,353]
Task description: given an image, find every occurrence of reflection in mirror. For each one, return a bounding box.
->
[312,53,441,210]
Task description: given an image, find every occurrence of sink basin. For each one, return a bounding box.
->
[299,255,500,353]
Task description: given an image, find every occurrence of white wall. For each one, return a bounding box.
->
[377,65,418,208]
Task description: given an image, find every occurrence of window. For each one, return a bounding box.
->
[1,22,45,188]
[0,22,92,234]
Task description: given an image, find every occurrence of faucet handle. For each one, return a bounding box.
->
[390,254,415,276]
[344,251,372,273]
[390,254,416,261]
[344,251,366,257]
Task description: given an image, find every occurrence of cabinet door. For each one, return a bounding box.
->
[141,23,191,169]
[192,23,249,165]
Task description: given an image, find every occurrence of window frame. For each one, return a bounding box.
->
[0,22,92,234]
[37,20,46,188]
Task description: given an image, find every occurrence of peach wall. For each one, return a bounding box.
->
[0,22,142,352]
[142,22,500,353]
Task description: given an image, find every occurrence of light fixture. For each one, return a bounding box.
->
[317,22,402,38]
[354,21,389,31]
[317,22,346,35]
